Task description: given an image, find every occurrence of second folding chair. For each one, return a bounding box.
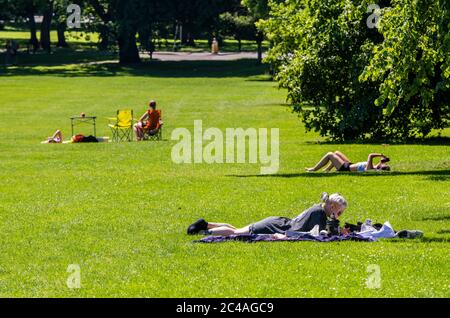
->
[108,109,134,142]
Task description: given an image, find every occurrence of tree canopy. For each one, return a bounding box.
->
[2,0,254,63]
[260,0,450,140]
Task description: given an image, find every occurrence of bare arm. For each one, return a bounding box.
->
[139,112,149,123]
[366,153,384,170]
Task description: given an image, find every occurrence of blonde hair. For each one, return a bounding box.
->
[321,192,348,208]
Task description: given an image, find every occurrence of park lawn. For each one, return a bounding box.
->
[0,29,100,49]
[0,55,449,298]
[0,29,269,53]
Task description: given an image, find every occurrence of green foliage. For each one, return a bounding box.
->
[260,0,381,140]
[219,11,256,44]
[3,0,245,61]
[241,0,270,19]
[0,0,14,21]
[360,0,450,137]
[261,0,450,140]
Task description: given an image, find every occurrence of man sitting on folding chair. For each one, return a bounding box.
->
[133,100,163,141]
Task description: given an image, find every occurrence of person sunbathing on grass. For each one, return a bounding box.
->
[41,130,63,144]
[187,192,347,238]
[305,151,390,173]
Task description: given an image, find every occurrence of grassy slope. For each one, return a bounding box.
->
[0,50,449,297]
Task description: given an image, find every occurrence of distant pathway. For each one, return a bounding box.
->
[145,51,265,61]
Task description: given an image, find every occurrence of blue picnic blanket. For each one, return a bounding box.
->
[194,232,374,243]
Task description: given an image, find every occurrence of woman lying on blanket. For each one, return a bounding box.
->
[187,192,347,239]
[305,151,390,172]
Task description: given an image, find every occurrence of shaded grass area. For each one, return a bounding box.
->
[0,30,100,51]
[230,170,450,180]
[0,55,449,297]
[0,58,267,78]
[0,30,267,78]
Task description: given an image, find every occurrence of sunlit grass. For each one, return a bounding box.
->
[0,54,449,297]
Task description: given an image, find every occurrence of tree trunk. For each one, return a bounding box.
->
[138,27,150,51]
[88,0,112,50]
[268,41,275,77]
[98,24,110,50]
[118,28,141,64]
[187,34,196,47]
[256,40,263,64]
[237,38,242,52]
[256,32,263,64]
[40,3,54,53]
[182,32,195,47]
[28,12,39,53]
[57,23,69,47]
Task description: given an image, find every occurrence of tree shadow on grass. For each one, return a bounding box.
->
[304,136,450,146]
[421,215,450,222]
[386,237,449,243]
[0,58,268,78]
[228,170,450,180]
[245,74,273,82]
[0,49,116,67]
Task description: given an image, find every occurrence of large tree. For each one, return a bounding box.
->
[88,0,141,63]
[0,0,14,28]
[261,0,449,140]
[4,0,44,52]
[360,0,450,137]
[162,0,239,46]
[242,0,271,63]
[219,11,256,52]
[39,0,54,53]
[54,0,78,48]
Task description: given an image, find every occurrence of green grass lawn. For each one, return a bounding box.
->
[0,52,449,297]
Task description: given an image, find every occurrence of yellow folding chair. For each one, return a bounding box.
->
[108,109,134,142]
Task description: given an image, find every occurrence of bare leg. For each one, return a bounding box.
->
[133,124,138,139]
[51,130,59,139]
[234,226,250,235]
[306,152,344,172]
[54,130,63,143]
[207,222,236,230]
[324,163,334,172]
[42,130,63,143]
[138,125,145,140]
[208,225,250,236]
[334,151,351,163]
[133,123,144,141]
[208,227,237,235]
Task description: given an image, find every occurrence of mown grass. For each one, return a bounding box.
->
[0,50,449,297]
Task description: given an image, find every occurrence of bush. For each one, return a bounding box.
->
[260,0,450,141]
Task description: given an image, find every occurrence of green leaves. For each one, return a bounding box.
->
[361,0,449,126]
[263,0,450,140]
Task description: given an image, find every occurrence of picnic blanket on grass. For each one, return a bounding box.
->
[194,232,375,243]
